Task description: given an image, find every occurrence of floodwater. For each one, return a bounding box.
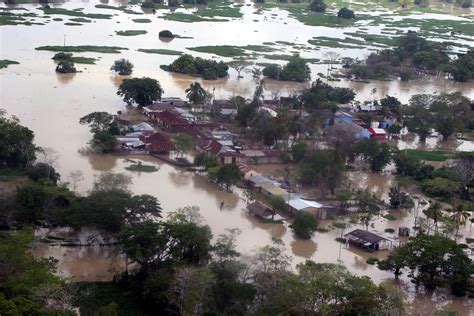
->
[1,0,474,313]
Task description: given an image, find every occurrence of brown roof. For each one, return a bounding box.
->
[247,201,274,219]
[140,132,174,153]
[156,110,190,127]
[344,229,388,244]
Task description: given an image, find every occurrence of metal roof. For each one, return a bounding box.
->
[288,198,323,211]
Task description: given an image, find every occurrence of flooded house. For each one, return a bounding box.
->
[139,132,174,154]
[155,110,192,132]
[344,229,397,251]
[202,139,242,164]
[287,198,327,219]
[246,201,275,220]
[368,128,387,141]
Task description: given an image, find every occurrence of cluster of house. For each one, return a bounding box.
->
[116,97,286,164]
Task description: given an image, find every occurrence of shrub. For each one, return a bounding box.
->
[159,30,174,38]
[55,60,76,73]
[422,177,460,200]
[337,7,355,19]
[366,257,378,265]
[309,0,326,12]
[291,143,307,162]
[110,59,134,75]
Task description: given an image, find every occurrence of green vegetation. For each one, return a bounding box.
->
[36,45,128,54]
[138,48,182,55]
[402,149,451,162]
[262,56,311,82]
[64,22,82,26]
[115,30,148,36]
[0,11,43,26]
[264,54,319,63]
[40,7,112,19]
[290,211,319,239]
[187,44,276,57]
[111,58,134,75]
[52,52,96,64]
[162,12,228,22]
[125,163,159,173]
[69,17,91,23]
[117,77,164,107]
[132,18,151,23]
[0,59,19,69]
[165,54,228,80]
[95,3,144,15]
[80,112,120,152]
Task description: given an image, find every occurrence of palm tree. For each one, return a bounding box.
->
[185,82,207,106]
[450,205,470,239]
[423,201,443,233]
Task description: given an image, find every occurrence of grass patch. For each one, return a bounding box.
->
[64,22,82,26]
[0,12,43,26]
[0,168,26,181]
[366,257,378,265]
[162,12,228,23]
[95,4,144,15]
[125,163,159,173]
[384,228,395,233]
[138,48,182,55]
[69,17,92,23]
[0,59,20,69]
[115,30,147,36]
[402,149,451,162]
[36,45,128,54]
[382,214,397,221]
[70,57,97,64]
[40,7,112,19]
[308,36,367,49]
[187,45,246,57]
[264,54,319,63]
[343,32,397,46]
[132,18,151,23]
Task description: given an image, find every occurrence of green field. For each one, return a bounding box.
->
[36,45,128,54]
[115,30,147,36]
[0,59,20,69]
[137,49,182,55]
[40,7,112,19]
[402,149,451,161]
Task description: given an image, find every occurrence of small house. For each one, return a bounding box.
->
[155,110,191,133]
[344,229,396,251]
[203,140,242,164]
[247,201,275,220]
[139,132,174,154]
[287,198,331,219]
[259,183,289,199]
[368,128,387,141]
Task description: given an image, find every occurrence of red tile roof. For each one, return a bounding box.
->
[140,132,174,153]
[156,110,190,127]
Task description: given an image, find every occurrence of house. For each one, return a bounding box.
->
[368,128,387,141]
[259,183,289,199]
[143,102,175,117]
[131,122,155,132]
[155,110,191,133]
[203,140,242,164]
[344,229,396,251]
[357,102,380,113]
[174,107,196,122]
[326,120,371,143]
[139,132,174,154]
[288,198,328,219]
[241,149,283,164]
[247,201,275,220]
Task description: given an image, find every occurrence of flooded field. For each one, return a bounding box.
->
[2,0,474,314]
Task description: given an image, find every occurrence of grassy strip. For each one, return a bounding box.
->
[264,54,319,63]
[401,149,451,162]
[0,59,20,69]
[115,30,147,36]
[308,36,366,49]
[36,45,127,54]
[187,45,276,57]
[162,12,228,23]
[0,12,43,26]
[70,57,97,64]
[64,22,82,26]
[343,32,397,46]
[69,17,92,23]
[95,4,144,15]
[125,163,159,172]
[40,7,112,19]
[132,18,151,23]
[137,48,182,55]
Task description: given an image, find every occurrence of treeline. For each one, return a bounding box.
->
[347,32,474,82]
[162,54,229,80]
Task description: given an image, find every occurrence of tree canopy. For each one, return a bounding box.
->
[117,77,163,107]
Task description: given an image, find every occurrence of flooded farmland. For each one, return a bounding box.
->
[1,0,474,314]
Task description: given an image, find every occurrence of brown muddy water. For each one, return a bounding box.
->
[1,0,474,313]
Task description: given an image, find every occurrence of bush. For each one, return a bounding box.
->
[110,58,134,75]
[422,177,460,200]
[290,211,319,239]
[309,0,326,12]
[263,56,311,82]
[366,257,378,265]
[337,7,355,19]
[55,60,76,73]
[159,30,174,38]
[168,54,228,80]
[26,163,60,184]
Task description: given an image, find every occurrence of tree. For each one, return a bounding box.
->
[291,143,307,162]
[355,190,383,230]
[262,64,281,80]
[159,30,174,38]
[0,114,36,169]
[110,58,134,75]
[388,187,414,209]
[279,56,311,82]
[55,60,76,73]
[337,7,355,18]
[26,162,60,185]
[378,234,473,296]
[79,112,115,134]
[380,95,401,116]
[117,77,163,107]
[215,164,241,191]
[193,153,218,170]
[93,171,132,192]
[290,211,319,239]
[173,133,193,158]
[91,131,116,153]
[423,201,443,232]
[185,82,207,106]
[354,138,391,172]
[228,60,253,78]
[309,0,326,12]
[452,152,473,199]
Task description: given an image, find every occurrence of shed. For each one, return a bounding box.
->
[247,201,274,220]
[344,229,396,251]
[368,128,387,141]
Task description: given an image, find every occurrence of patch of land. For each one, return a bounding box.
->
[137,49,182,55]
[401,149,451,161]
[162,12,228,23]
[187,45,276,57]
[95,4,144,15]
[36,45,128,54]
[132,18,151,23]
[0,59,20,69]
[39,7,112,19]
[115,30,147,36]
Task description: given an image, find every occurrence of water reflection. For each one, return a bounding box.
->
[84,153,118,171]
[56,72,76,84]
